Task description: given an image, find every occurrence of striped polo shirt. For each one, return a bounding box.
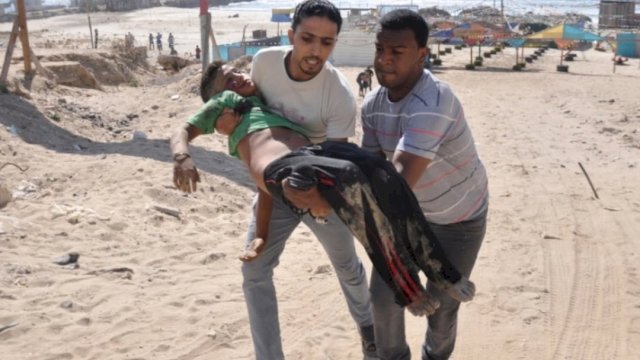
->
[361,70,488,225]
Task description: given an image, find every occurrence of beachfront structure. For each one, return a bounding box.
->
[599,0,639,29]
[218,35,289,62]
[24,0,43,10]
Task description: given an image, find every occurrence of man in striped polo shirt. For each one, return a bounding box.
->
[361,10,489,360]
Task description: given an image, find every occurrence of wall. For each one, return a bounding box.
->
[330,30,375,67]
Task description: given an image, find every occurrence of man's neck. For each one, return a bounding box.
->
[387,68,423,102]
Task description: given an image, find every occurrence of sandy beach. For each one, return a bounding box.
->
[1,6,640,360]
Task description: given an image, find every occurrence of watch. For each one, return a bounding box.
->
[173,153,191,162]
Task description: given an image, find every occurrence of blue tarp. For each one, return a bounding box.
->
[218,35,290,62]
[271,14,292,23]
[431,29,454,41]
[617,33,639,58]
[505,38,526,48]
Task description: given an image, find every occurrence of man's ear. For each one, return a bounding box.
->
[418,47,428,64]
[288,28,294,44]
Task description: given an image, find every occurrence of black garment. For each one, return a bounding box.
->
[263,141,464,308]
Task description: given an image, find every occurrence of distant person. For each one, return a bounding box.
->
[94,28,99,49]
[168,32,175,50]
[613,55,629,65]
[356,69,372,97]
[148,33,154,50]
[195,45,201,60]
[156,32,163,52]
[125,32,135,49]
[365,66,374,92]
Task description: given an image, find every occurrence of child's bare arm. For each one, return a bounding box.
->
[239,188,272,262]
[171,123,203,193]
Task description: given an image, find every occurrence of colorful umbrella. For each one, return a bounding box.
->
[527,23,603,67]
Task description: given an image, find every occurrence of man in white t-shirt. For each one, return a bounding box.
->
[241,1,377,359]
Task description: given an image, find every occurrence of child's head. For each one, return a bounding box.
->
[200,61,257,103]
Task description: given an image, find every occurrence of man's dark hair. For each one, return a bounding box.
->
[292,0,342,34]
[379,9,429,47]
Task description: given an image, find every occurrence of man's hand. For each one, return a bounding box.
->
[282,178,331,218]
[406,293,440,317]
[173,157,200,193]
[239,237,265,262]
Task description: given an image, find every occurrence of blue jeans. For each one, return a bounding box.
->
[370,212,487,360]
[242,194,374,360]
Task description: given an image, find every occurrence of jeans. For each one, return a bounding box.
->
[370,212,487,360]
[242,194,374,360]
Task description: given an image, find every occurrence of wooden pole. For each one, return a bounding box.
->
[200,0,211,69]
[0,18,20,84]
[209,27,221,61]
[16,0,33,74]
[200,12,211,70]
[88,14,94,49]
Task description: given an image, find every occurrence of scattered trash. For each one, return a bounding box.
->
[60,300,74,309]
[53,252,79,265]
[50,203,111,222]
[149,204,181,219]
[133,130,147,140]
[313,264,332,275]
[171,94,180,101]
[8,124,19,136]
[0,323,18,334]
[88,267,134,280]
[73,143,83,151]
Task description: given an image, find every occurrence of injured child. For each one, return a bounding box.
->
[170,88,476,317]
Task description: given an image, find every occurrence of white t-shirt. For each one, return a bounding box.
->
[251,46,356,143]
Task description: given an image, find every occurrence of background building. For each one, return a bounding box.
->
[599,0,639,29]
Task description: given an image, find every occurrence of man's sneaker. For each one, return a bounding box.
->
[360,324,379,360]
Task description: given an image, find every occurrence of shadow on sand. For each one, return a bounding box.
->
[0,93,254,190]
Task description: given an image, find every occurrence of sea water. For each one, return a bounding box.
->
[40,0,602,21]
[216,0,601,20]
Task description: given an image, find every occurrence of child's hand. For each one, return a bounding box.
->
[173,157,200,193]
[239,238,266,262]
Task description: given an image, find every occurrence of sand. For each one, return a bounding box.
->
[1,6,640,360]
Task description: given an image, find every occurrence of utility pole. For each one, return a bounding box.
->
[1,0,51,84]
[200,0,210,70]
[501,0,504,22]
[16,0,33,74]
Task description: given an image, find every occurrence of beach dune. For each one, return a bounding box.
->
[1,7,640,360]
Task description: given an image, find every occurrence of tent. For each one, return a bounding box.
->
[526,23,603,69]
[527,23,603,42]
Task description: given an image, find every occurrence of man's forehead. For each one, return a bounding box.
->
[294,16,338,39]
[376,29,417,46]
